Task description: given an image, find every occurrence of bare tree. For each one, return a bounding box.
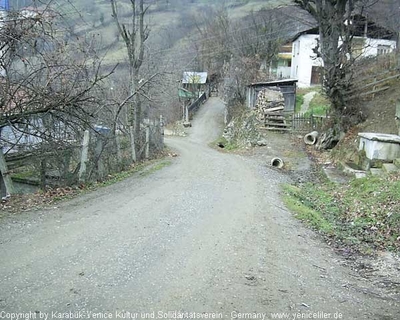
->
[191,5,232,75]
[110,0,150,161]
[190,4,286,120]
[294,0,361,122]
[0,7,113,194]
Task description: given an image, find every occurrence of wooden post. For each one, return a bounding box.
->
[78,130,90,183]
[0,147,15,196]
[372,77,377,99]
[145,126,150,159]
[396,99,400,136]
[115,134,122,163]
[0,173,6,199]
[62,149,72,180]
[185,106,189,122]
[397,48,400,68]
[160,115,164,147]
[130,126,137,162]
[95,137,105,181]
[311,109,314,130]
[40,158,46,191]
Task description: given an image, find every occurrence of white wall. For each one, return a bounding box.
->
[290,34,323,88]
[291,34,397,87]
[276,66,291,79]
[362,38,397,57]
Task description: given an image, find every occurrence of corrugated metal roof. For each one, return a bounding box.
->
[182,72,208,84]
[248,79,298,87]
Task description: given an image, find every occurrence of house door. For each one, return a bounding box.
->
[311,66,322,85]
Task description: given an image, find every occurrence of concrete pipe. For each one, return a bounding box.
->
[304,131,319,145]
[271,157,284,168]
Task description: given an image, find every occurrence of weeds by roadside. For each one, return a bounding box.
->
[305,90,331,116]
[282,173,400,255]
[210,136,238,151]
[0,157,173,216]
[295,94,304,113]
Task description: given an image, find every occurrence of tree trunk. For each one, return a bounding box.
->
[145,126,150,159]
[111,0,147,161]
[130,126,137,162]
[0,148,15,196]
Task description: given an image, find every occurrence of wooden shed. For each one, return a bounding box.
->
[246,79,298,113]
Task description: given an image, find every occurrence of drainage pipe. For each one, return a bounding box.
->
[304,131,319,145]
[271,157,284,168]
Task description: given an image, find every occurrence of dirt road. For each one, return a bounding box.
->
[0,98,398,319]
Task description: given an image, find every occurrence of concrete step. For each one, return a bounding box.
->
[382,163,399,173]
[323,167,351,184]
[370,168,385,176]
[394,158,400,168]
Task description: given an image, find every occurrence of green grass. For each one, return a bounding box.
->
[48,158,172,203]
[283,185,334,234]
[295,87,322,113]
[282,173,400,254]
[305,91,330,116]
[100,159,171,186]
[295,94,304,113]
[139,160,172,177]
[12,168,38,180]
[211,136,238,151]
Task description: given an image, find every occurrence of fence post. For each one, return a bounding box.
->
[130,126,137,162]
[185,106,189,122]
[0,147,14,197]
[40,158,46,190]
[78,130,90,183]
[145,126,150,159]
[311,110,314,130]
[372,76,377,99]
[160,115,164,147]
[0,173,6,199]
[95,136,105,180]
[115,134,122,163]
[396,99,400,136]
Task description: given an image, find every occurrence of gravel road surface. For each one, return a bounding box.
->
[0,98,398,319]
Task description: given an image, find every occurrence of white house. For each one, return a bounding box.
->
[269,43,293,80]
[291,19,397,87]
[290,34,324,88]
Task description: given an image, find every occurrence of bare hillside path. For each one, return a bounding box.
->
[0,98,398,319]
[300,91,317,114]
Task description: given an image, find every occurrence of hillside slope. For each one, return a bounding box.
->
[332,77,400,163]
[48,0,292,65]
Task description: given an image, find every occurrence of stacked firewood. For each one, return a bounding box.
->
[254,88,285,121]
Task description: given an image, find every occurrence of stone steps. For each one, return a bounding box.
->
[370,168,384,176]
[382,163,399,173]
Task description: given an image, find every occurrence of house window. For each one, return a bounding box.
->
[297,41,300,55]
[293,43,296,57]
[377,45,391,56]
[288,60,292,67]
